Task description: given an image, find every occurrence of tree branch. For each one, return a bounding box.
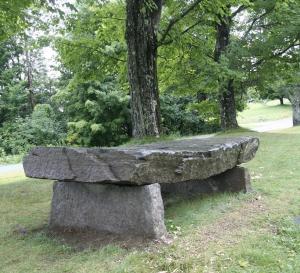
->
[97,16,125,21]
[231,5,247,19]
[181,18,205,35]
[242,7,275,39]
[59,39,126,63]
[158,0,204,46]
[253,40,300,67]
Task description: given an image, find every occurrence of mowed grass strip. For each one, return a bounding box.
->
[0,128,300,273]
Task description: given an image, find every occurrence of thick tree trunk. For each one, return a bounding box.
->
[289,92,300,126]
[292,103,300,126]
[126,0,162,137]
[286,86,300,126]
[214,16,238,130]
[220,79,239,129]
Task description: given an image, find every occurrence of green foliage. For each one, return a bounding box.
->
[243,0,300,100]
[28,103,66,145]
[0,104,66,155]
[160,93,220,135]
[53,2,132,147]
[0,118,33,155]
[1,0,299,153]
[0,38,29,124]
[0,147,6,157]
[0,0,32,41]
[157,0,251,120]
[55,1,127,84]
[55,79,131,147]
[188,99,220,124]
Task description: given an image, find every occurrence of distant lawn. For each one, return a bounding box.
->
[1,127,300,273]
[238,100,292,127]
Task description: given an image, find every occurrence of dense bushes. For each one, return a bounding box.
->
[160,93,220,135]
[0,104,66,155]
[55,79,132,147]
[0,119,30,155]
[60,83,220,147]
[0,90,220,156]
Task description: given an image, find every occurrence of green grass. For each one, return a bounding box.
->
[238,100,292,127]
[1,126,300,272]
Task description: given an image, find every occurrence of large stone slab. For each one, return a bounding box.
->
[50,182,167,239]
[23,137,259,185]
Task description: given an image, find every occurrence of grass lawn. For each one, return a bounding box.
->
[1,126,300,273]
[238,100,292,128]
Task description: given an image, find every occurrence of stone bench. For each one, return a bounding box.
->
[23,136,259,239]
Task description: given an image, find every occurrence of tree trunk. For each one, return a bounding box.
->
[286,86,300,126]
[288,91,300,126]
[126,0,162,137]
[292,102,300,126]
[214,16,238,130]
[220,79,239,129]
[25,48,35,111]
[279,97,284,105]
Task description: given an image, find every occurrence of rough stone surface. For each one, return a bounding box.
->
[214,166,251,193]
[50,182,167,239]
[23,137,259,185]
[161,178,219,197]
[161,166,251,197]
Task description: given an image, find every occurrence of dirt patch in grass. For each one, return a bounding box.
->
[182,195,268,251]
[46,228,171,251]
[10,223,167,251]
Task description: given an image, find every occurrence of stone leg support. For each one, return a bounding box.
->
[214,166,251,193]
[161,166,251,198]
[49,182,167,239]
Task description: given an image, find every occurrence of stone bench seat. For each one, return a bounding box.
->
[23,137,259,239]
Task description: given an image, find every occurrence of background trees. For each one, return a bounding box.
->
[244,0,300,124]
[0,0,33,41]
[0,0,299,156]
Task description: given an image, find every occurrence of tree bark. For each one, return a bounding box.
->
[292,102,300,126]
[214,16,238,130]
[126,0,162,137]
[287,87,300,126]
[25,48,35,111]
[220,79,239,129]
[279,96,284,105]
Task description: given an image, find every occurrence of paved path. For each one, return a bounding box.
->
[0,163,24,176]
[246,118,293,132]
